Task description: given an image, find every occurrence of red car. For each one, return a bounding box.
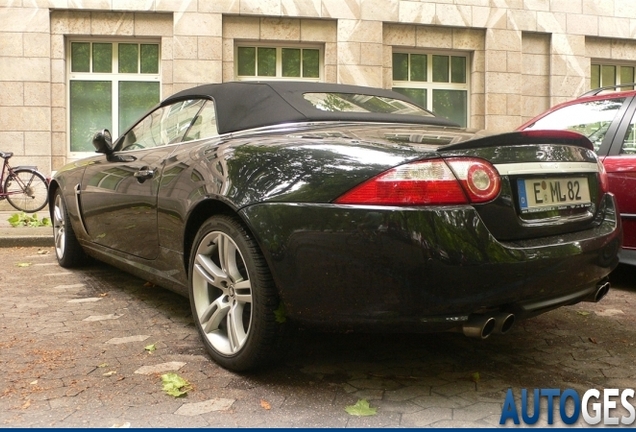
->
[518,85,636,265]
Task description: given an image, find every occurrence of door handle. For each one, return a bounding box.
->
[134,167,155,181]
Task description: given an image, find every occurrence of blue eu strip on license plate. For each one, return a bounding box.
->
[517,179,529,212]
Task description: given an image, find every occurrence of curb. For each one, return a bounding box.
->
[0,226,54,248]
[0,208,54,248]
[0,235,54,248]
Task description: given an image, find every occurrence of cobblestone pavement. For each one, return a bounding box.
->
[1,245,635,427]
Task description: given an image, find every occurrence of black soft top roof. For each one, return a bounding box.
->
[163,81,459,135]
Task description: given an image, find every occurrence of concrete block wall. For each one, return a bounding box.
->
[1,0,636,171]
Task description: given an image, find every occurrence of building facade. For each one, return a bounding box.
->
[1,0,636,174]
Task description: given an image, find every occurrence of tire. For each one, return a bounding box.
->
[52,189,88,267]
[5,169,48,213]
[189,215,283,371]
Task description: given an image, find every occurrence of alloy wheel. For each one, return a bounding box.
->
[191,231,253,356]
[53,193,66,260]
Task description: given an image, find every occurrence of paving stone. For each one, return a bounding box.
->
[375,399,423,414]
[431,380,477,397]
[2,246,636,427]
[383,385,430,402]
[346,377,402,391]
[42,271,74,277]
[67,297,103,304]
[51,283,86,290]
[596,309,625,317]
[174,398,235,416]
[401,406,453,427]
[134,361,187,375]
[352,389,384,400]
[451,401,502,422]
[83,313,123,322]
[601,366,636,379]
[411,393,474,409]
[345,410,401,427]
[104,335,151,345]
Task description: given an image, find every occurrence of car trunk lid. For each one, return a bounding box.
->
[436,130,606,241]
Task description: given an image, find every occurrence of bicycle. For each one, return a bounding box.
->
[0,151,49,213]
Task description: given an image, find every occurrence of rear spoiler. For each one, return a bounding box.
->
[439,130,594,152]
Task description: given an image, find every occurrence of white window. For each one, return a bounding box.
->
[392,51,470,127]
[591,62,636,90]
[68,40,161,155]
[235,44,322,81]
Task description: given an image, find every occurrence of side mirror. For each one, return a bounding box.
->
[93,129,114,154]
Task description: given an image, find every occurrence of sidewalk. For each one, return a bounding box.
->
[0,200,54,247]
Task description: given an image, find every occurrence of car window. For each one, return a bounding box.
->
[620,110,636,155]
[183,100,218,141]
[303,92,435,117]
[524,98,626,152]
[120,99,206,151]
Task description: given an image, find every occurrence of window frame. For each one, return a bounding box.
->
[67,37,162,159]
[234,42,323,82]
[392,49,471,127]
[591,60,636,90]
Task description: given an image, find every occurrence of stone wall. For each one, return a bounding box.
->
[1,0,636,171]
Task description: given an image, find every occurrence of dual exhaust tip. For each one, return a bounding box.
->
[462,280,611,339]
[462,313,515,339]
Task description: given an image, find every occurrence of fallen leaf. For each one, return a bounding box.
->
[345,399,377,417]
[161,372,192,397]
[143,281,155,287]
[260,399,271,410]
[30,380,38,385]
[16,262,32,267]
[274,303,287,323]
[22,399,32,409]
[144,343,156,353]
[97,363,109,368]
[589,337,598,344]
[37,250,49,255]
[103,371,117,377]
[577,311,590,316]
[99,293,109,297]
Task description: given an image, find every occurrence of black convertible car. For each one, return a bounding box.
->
[50,82,621,371]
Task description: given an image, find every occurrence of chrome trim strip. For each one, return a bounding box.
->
[494,161,598,175]
[620,213,636,219]
[74,183,89,235]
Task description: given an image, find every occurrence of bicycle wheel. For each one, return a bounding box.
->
[5,169,49,212]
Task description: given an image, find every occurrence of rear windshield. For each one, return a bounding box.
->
[303,92,434,117]
[523,97,625,152]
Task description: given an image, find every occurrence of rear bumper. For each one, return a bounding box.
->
[240,194,621,330]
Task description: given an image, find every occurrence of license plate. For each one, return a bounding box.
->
[517,177,592,213]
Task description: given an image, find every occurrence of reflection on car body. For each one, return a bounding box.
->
[50,82,621,371]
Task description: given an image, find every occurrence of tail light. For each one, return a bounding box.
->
[334,158,501,206]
